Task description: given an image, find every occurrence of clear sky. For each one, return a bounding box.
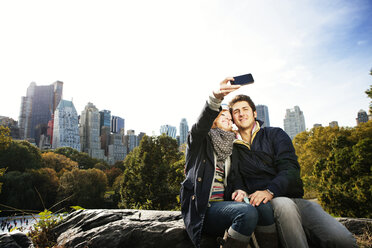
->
[1,0,371,136]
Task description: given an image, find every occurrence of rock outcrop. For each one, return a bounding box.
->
[0,209,371,248]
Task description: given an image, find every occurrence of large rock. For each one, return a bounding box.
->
[0,230,34,248]
[1,210,371,248]
[53,209,197,248]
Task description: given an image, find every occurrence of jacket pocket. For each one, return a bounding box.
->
[180,178,195,209]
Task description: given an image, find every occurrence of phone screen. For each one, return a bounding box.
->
[232,73,254,85]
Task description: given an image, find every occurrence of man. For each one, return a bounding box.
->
[227,94,356,248]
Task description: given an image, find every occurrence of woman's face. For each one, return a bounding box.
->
[215,110,233,131]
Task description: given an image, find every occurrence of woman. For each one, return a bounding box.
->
[180,78,276,248]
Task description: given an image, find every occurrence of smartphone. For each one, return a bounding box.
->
[232,73,254,85]
[243,196,251,205]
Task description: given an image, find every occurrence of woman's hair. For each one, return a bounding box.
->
[211,109,232,131]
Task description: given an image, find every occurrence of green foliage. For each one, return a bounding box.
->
[0,168,5,194]
[0,168,60,212]
[293,126,351,198]
[312,122,372,218]
[54,146,103,169]
[0,126,12,150]
[59,168,108,209]
[28,209,63,248]
[119,134,185,210]
[0,140,42,172]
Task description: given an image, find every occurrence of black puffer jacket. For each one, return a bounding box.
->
[226,121,304,198]
[180,102,222,248]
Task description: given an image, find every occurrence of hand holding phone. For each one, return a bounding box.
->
[231,73,254,85]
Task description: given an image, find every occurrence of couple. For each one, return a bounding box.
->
[180,78,356,248]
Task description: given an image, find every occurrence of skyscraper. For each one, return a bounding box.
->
[283,106,306,140]
[123,129,138,157]
[99,110,111,134]
[18,81,63,145]
[111,116,125,133]
[160,125,177,139]
[79,102,105,160]
[329,121,339,127]
[256,105,270,127]
[356,109,368,125]
[52,100,80,151]
[179,118,189,145]
[107,132,125,165]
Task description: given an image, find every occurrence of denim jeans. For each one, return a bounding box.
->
[271,197,357,248]
[203,201,275,239]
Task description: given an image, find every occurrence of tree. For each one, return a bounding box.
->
[0,126,11,150]
[293,126,351,198]
[314,135,372,218]
[105,167,123,188]
[119,134,184,210]
[0,140,42,172]
[54,147,104,169]
[59,168,108,209]
[0,168,59,212]
[41,152,78,173]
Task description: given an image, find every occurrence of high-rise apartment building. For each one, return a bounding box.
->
[356,109,368,125]
[79,102,105,160]
[329,121,339,128]
[52,100,80,151]
[18,81,63,145]
[99,110,111,135]
[160,125,177,139]
[179,118,189,145]
[256,105,270,127]
[283,106,306,140]
[137,132,146,145]
[123,129,138,157]
[111,116,125,134]
[107,132,125,165]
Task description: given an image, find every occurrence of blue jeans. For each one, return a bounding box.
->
[271,197,357,248]
[203,201,274,238]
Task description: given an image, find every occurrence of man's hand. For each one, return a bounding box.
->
[248,190,273,206]
[231,189,247,202]
[213,77,241,100]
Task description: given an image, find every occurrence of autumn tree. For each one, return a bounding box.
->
[41,152,78,173]
[119,134,184,210]
[59,168,108,209]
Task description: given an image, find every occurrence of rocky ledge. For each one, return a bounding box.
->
[0,209,371,248]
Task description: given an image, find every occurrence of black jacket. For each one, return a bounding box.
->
[180,102,221,248]
[226,121,304,198]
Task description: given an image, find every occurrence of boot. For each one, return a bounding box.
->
[254,229,279,248]
[217,230,250,248]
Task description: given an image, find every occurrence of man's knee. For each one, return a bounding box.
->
[271,197,299,219]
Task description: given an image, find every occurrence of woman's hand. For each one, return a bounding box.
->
[231,189,247,202]
[213,77,241,100]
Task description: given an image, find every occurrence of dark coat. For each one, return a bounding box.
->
[180,102,221,248]
[226,121,304,198]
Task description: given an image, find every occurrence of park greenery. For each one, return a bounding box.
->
[0,82,371,220]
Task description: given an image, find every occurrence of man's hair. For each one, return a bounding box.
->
[228,94,256,112]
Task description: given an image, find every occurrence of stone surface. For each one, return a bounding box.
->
[0,230,34,248]
[1,210,371,248]
[53,209,197,248]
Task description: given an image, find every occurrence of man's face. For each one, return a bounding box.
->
[231,101,257,130]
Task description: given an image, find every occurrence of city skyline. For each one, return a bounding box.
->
[0,1,371,135]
